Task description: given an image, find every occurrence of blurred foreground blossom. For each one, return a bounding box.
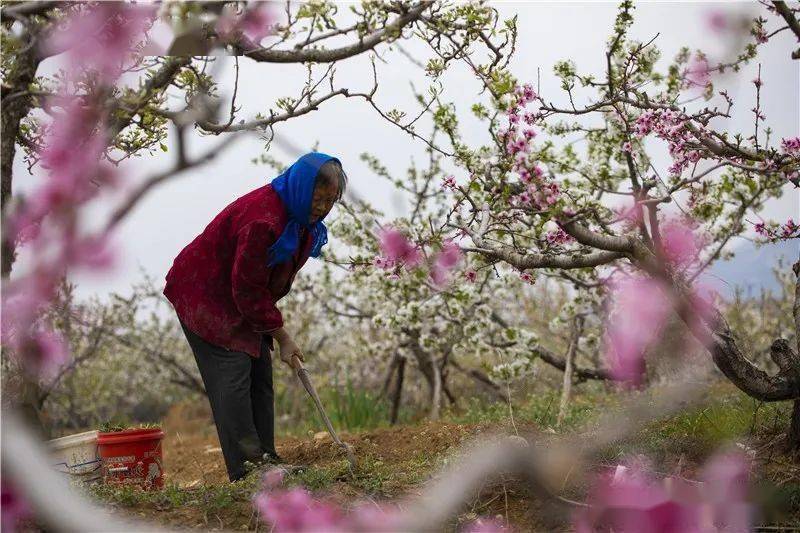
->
[430,240,463,287]
[253,468,403,532]
[604,218,716,385]
[378,227,422,269]
[1,480,32,533]
[604,276,672,385]
[1,1,150,378]
[216,2,274,45]
[575,452,751,532]
[42,2,156,83]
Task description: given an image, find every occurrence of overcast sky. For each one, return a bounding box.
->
[11,1,799,302]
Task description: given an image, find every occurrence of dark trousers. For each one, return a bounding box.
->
[179,320,277,481]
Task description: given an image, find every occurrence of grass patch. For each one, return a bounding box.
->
[275,374,401,437]
[447,386,614,431]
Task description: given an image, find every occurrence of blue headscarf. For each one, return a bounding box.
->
[268,152,339,266]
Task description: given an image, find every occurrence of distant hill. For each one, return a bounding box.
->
[709,239,799,297]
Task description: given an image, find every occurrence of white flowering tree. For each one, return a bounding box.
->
[352,1,800,443]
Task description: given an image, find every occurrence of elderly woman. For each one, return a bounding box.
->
[163,152,346,482]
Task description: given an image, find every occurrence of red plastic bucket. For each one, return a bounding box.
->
[97,428,165,489]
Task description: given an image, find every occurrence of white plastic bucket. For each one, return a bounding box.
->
[48,430,101,482]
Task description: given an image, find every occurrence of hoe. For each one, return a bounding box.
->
[292,355,358,474]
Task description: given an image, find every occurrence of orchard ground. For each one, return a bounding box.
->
[87,382,800,532]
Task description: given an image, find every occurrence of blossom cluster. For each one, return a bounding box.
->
[499,84,565,211]
[781,137,800,154]
[634,109,704,177]
[754,218,799,241]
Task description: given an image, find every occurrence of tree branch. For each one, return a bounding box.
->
[238,1,433,63]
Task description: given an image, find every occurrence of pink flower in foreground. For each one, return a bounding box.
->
[575,462,703,532]
[442,175,457,190]
[604,277,672,385]
[575,452,751,533]
[1,480,32,533]
[42,3,156,84]
[378,228,421,268]
[700,452,752,531]
[684,57,711,89]
[659,220,701,268]
[254,468,404,532]
[705,10,728,33]
[217,2,275,44]
[255,487,342,532]
[25,328,69,380]
[430,241,463,288]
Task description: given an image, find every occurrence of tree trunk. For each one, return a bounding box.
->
[789,400,800,451]
[1,26,42,278]
[390,357,406,425]
[557,316,583,428]
[429,351,442,421]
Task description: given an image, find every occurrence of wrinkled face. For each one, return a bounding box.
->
[309,177,339,223]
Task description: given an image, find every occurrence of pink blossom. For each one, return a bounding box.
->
[700,452,752,531]
[430,241,463,288]
[604,277,672,385]
[1,270,55,333]
[436,241,462,269]
[522,127,537,139]
[516,83,537,105]
[442,175,457,190]
[515,191,532,206]
[1,480,32,533]
[575,462,703,532]
[464,270,477,283]
[262,468,286,490]
[42,3,156,84]
[621,141,632,153]
[8,327,71,381]
[781,137,800,154]
[378,228,421,268]
[577,452,752,533]
[684,57,711,89]
[519,272,534,284]
[217,3,275,44]
[545,228,573,246]
[68,233,117,271]
[705,11,728,33]
[254,488,343,532]
[660,220,701,268]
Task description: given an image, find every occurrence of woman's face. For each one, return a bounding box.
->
[309,178,339,223]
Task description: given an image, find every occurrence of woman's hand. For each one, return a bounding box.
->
[270,327,304,368]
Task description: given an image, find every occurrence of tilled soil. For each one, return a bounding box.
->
[115,400,546,531]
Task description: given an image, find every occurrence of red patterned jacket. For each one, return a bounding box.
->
[163,184,313,358]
